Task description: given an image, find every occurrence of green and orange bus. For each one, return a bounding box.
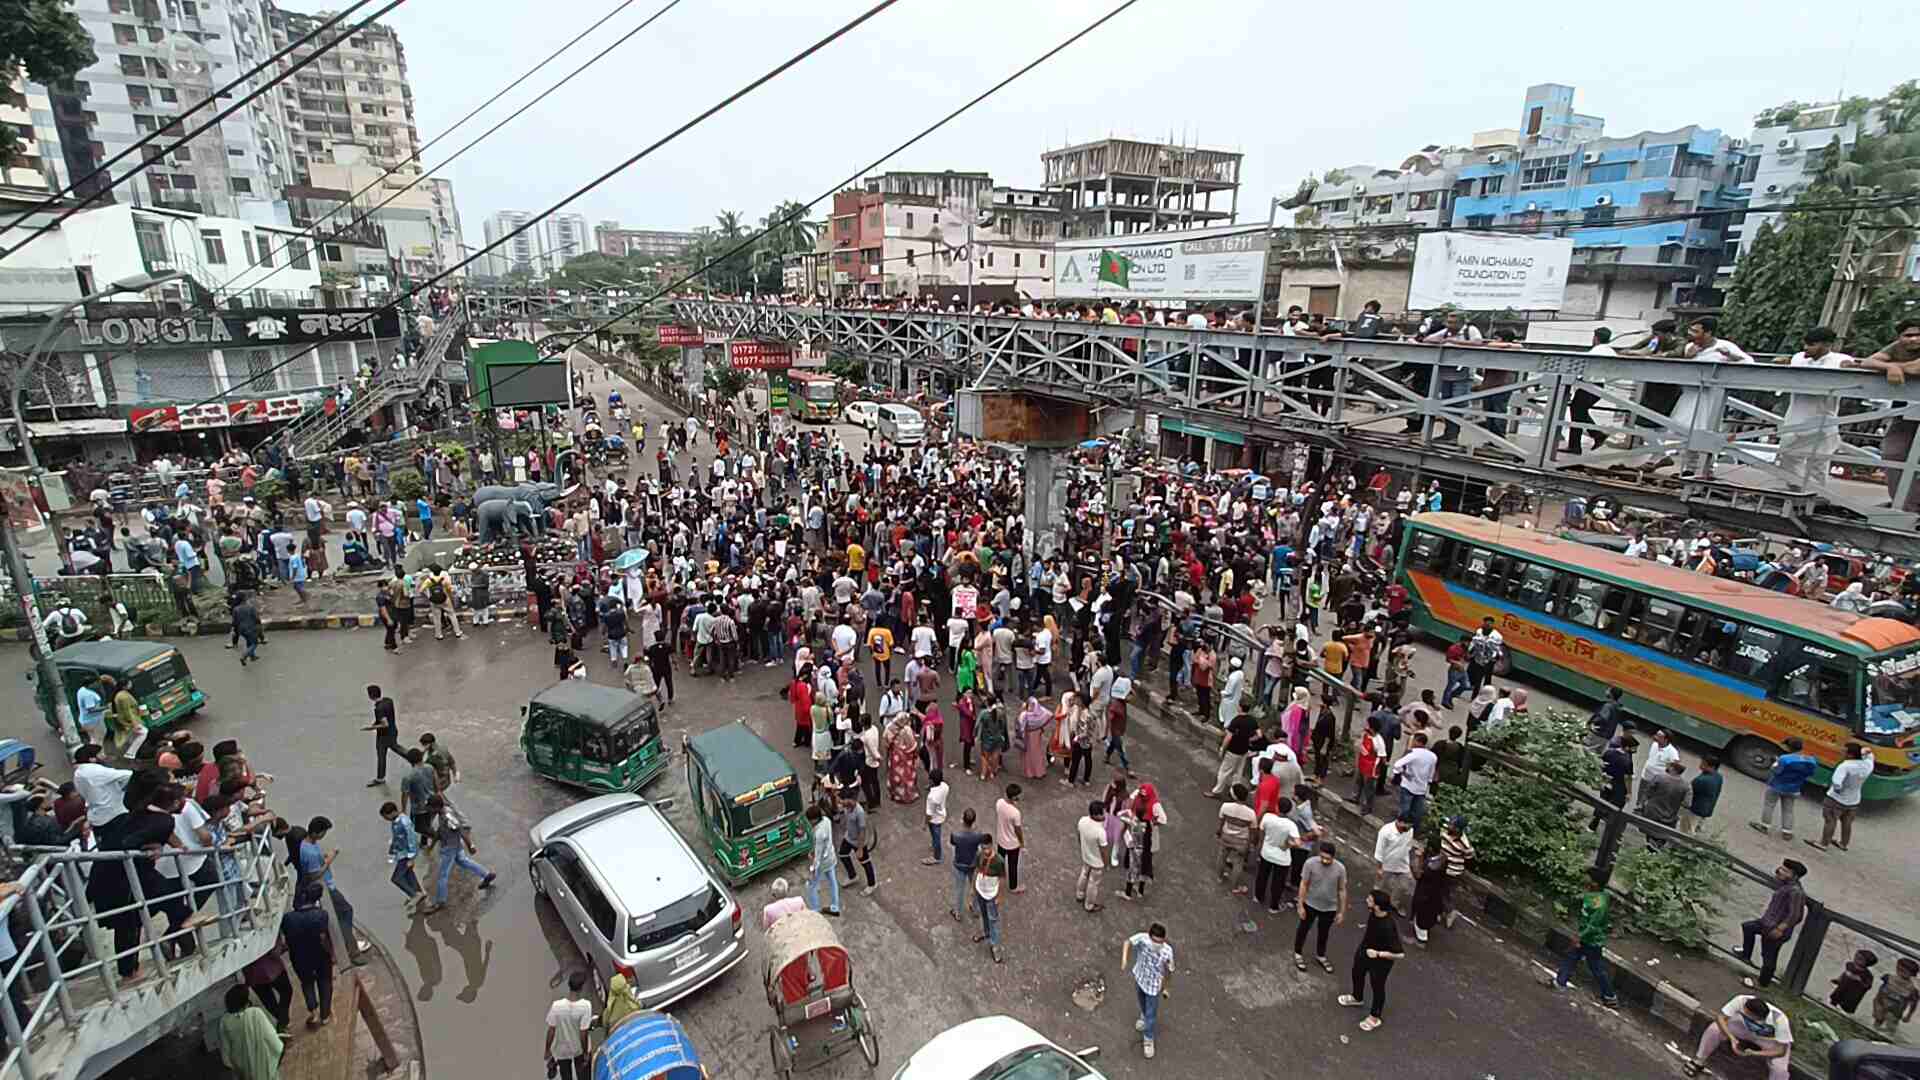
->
[1397,512,1920,800]
[786,371,841,423]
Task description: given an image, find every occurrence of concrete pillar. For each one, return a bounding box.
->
[1022,446,1070,561]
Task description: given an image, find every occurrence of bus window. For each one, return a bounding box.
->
[1865,650,1920,740]
[1674,609,1714,662]
[1640,599,1684,652]
[1515,563,1558,612]
[1487,554,1515,597]
[1726,625,1785,682]
[1406,532,1446,570]
[1598,586,1632,633]
[1777,659,1855,720]
[1689,616,1739,670]
[1567,578,1607,627]
[1461,547,1494,591]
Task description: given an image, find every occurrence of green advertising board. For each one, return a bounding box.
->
[470,339,572,409]
[767,371,789,412]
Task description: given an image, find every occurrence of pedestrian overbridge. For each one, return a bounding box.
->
[2,831,295,1080]
[463,287,663,328]
[669,299,1920,557]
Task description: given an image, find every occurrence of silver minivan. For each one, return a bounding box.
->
[528,793,745,1008]
[877,403,925,445]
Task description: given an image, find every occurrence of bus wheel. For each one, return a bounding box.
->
[1728,736,1779,783]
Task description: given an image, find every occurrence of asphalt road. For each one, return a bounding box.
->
[5,626,1689,1080]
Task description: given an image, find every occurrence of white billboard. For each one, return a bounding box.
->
[1054,224,1269,302]
[1408,232,1574,311]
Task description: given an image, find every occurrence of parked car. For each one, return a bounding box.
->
[892,1016,1103,1080]
[528,794,745,1009]
[846,400,883,430]
[877,403,925,446]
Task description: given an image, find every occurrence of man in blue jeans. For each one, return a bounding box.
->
[947,809,987,920]
[425,797,495,914]
[803,805,841,917]
[1123,922,1175,1060]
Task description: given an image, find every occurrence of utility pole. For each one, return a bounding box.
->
[1820,209,1871,340]
[0,493,75,749]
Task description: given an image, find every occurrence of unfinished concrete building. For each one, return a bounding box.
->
[1041,138,1242,239]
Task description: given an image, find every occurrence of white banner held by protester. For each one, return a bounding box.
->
[1408,232,1573,311]
[1054,224,1269,302]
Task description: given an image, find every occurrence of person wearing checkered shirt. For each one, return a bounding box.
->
[1122,923,1175,1059]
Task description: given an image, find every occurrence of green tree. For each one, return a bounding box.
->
[1718,212,1842,353]
[825,354,867,386]
[704,365,748,401]
[0,0,97,168]
[1849,280,1920,354]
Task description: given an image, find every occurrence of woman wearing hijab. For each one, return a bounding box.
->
[885,711,920,803]
[790,666,815,749]
[1119,782,1167,900]
[1466,684,1498,731]
[1281,686,1310,756]
[1016,696,1052,780]
[1412,816,1474,946]
[600,972,644,1032]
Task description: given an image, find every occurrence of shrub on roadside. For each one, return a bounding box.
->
[1612,839,1733,950]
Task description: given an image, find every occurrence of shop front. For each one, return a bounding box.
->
[1157,417,1246,472]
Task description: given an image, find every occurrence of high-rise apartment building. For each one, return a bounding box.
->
[1041,138,1242,239]
[268,4,420,184]
[429,177,467,280]
[545,212,588,271]
[481,209,534,277]
[21,0,292,219]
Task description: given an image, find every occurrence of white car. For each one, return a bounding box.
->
[892,1016,1104,1080]
[846,400,883,430]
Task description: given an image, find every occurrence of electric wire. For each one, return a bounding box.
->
[166,0,902,417]
[205,0,683,301]
[0,0,381,231]
[0,0,410,260]
[481,0,1147,405]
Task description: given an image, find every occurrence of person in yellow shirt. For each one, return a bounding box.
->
[846,542,866,573]
[1321,637,1349,681]
[868,625,895,685]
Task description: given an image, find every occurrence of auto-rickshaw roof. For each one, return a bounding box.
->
[51,640,179,673]
[531,681,653,729]
[686,722,796,798]
[593,1010,702,1080]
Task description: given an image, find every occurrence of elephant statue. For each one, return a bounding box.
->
[475,498,538,542]
[473,481,564,515]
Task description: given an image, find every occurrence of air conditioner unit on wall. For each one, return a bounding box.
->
[1582,152,1601,164]
[1525,202,1539,211]
[1765,183,1782,194]
[1777,137,1797,151]
[1594,195,1613,206]
[1352,184,1366,194]
[1486,153,1504,164]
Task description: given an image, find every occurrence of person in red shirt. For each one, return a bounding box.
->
[1441,640,1471,709]
[790,671,814,749]
[1384,583,1409,616]
[1253,756,1283,820]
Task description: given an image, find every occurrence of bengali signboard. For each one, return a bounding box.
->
[1053,224,1270,302]
[729,340,794,370]
[177,402,229,430]
[69,307,403,349]
[658,324,703,347]
[767,371,789,411]
[1408,232,1573,311]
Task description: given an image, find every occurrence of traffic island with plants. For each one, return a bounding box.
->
[1417,707,1892,1073]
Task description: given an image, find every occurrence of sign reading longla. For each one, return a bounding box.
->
[67,310,391,348]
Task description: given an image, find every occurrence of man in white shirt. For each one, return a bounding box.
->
[1637,728,1681,808]
[72,744,133,826]
[1811,741,1875,851]
[544,971,594,1078]
[1373,816,1416,915]
[1389,732,1439,826]
[1778,327,1853,488]
[923,771,949,866]
[1687,994,1792,1079]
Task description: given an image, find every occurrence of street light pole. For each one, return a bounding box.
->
[4,270,184,753]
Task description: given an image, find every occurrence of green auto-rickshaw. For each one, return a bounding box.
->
[34,640,206,735]
[520,681,666,793]
[682,721,810,884]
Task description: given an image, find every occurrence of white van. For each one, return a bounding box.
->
[877,403,925,446]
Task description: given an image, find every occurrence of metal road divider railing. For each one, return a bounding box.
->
[671,300,1920,556]
[0,830,295,1080]
[1128,586,1920,1046]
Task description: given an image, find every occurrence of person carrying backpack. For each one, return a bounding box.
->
[419,564,463,642]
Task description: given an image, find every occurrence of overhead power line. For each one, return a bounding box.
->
[204,0,685,302]
[167,0,902,417]
[481,0,1147,404]
[0,0,410,261]
[0,0,381,232]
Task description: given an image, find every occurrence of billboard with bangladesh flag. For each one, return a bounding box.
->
[1053,223,1269,302]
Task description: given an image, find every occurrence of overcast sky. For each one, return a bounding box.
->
[375,0,1916,253]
